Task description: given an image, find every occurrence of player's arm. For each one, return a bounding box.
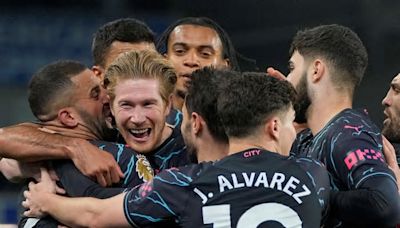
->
[328,133,400,226]
[25,191,129,227]
[382,136,400,193]
[0,158,41,183]
[23,168,130,227]
[330,175,400,226]
[56,160,127,198]
[0,122,123,186]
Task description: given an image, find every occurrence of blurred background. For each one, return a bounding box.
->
[1,0,400,224]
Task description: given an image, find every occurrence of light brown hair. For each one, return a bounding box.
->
[104,50,177,104]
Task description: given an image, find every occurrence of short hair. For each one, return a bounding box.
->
[104,50,176,104]
[289,24,368,91]
[185,67,232,143]
[28,60,87,121]
[156,17,240,71]
[92,18,155,67]
[218,72,296,138]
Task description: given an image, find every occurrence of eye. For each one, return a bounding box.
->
[288,64,294,72]
[392,85,400,94]
[200,51,212,58]
[90,87,100,99]
[144,101,156,107]
[119,102,132,110]
[173,47,186,56]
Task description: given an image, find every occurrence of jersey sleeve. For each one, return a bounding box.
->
[326,128,396,190]
[55,160,127,198]
[123,165,198,227]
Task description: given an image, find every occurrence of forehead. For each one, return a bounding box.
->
[289,51,305,65]
[168,24,223,51]
[71,69,99,92]
[114,78,162,100]
[104,41,155,68]
[392,73,400,85]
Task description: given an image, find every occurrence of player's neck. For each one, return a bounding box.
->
[308,91,352,135]
[172,92,184,111]
[228,137,277,156]
[197,140,228,162]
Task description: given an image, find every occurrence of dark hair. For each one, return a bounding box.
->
[28,60,87,121]
[156,17,240,71]
[92,18,155,67]
[185,67,233,143]
[289,24,368,91]
[218,72,296,138]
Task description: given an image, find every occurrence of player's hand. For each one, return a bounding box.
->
[266,67,286,81]
[382,136,400,193]
[22,168,56,218]
[68,138,124,187]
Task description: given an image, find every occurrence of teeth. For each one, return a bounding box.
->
[130,129,148,134]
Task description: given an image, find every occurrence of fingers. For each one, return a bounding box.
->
[48,168,60,181]
[266,67,286,80]
[96,173,107,187]
[56,185,66,195]
[110,166,123,184]
[40,167,52,182]
[382,135,397,167]
[104,170,112,186]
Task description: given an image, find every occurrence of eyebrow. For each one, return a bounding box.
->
[172,42,216,50]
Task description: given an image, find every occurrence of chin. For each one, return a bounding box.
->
[133,144,154,154]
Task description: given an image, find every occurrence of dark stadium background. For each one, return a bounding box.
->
[0,0,399,224]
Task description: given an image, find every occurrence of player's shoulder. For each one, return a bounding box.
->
[334,109,377,130]
[291,157,329,182]
[154,163,208,186]
[166,108,183,129]
[291,156,325,171]
[89,139,131,151]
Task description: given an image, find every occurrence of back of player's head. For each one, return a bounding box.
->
[28,60,87,121]
[157,17,240,71]
[289,24,368,91]
[218,72,296,138]
[92,18,155,68]
[185,67,232,144]
[104,50,176,104]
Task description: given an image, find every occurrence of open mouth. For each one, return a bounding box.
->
[129,128,151,139]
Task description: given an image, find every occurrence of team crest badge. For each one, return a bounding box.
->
[136,154,154,182]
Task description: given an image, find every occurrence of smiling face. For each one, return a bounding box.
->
[111,79,171,153]
[166,24,229,97]
[382,73,400,142]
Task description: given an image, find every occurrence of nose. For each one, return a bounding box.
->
[382,91,391,107]
[130,108,146,125]
[183,51,200,68]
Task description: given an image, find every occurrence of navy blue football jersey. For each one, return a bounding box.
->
[145,123,189,173]
[123,148,330,227]
[293,109,395,191]
[55,140,154,198]
[291,109,399,227]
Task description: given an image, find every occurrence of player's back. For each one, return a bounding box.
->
[181,148,330,228]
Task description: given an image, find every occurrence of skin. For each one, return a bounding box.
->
[111,79,172,154]
[166,24,229,110]
[382,73,400,143]
[92,41,156,80]
[22,106,297,227]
